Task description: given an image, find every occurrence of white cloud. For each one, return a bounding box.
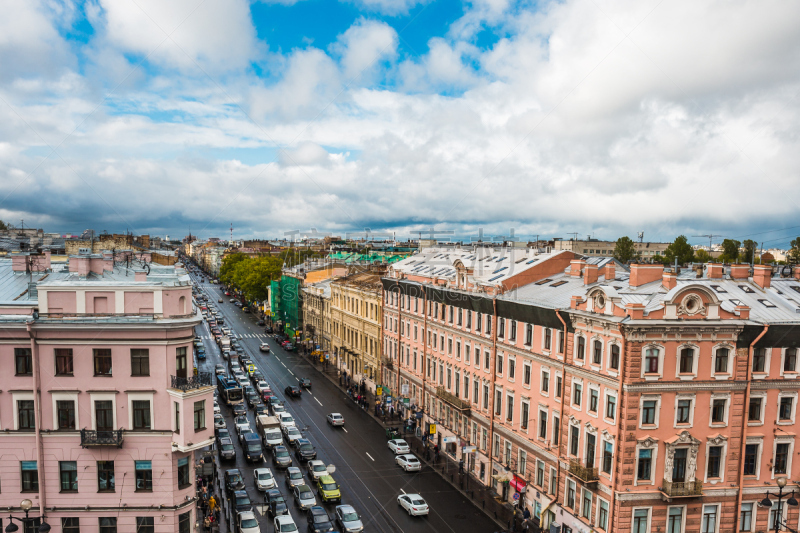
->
[342,0,430,16]
[331,19,398,82]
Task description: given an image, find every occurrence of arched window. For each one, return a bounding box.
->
[178,296,186,315]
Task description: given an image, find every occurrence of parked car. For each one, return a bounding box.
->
[236,511,260,533]
[306,506,335,533]
[326,413,344,427]
[214,414,226,429]
[387,439,410,454]
[253,467,276,491]
[306,460,328,481]
[396,454,421,472]
[225,469,245,492]
[265,489,287,517]
[293,484,316,511]
[217,428,231,441]
[285,466,305,489]
[218,437,236,461]
[334,505,363,533]
[397,493,429,516]
[231,490,253,513]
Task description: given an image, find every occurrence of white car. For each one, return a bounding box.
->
[306,460,328,481]
[292,484,317,510]
[284,426,302,446]
[278,413,296,430]
[256,380,270,394]
[274,515,298,533]
[396,454,421,472]
[234,416,250,434]
[397,493,429,516]
[387,439,410,454]
[326,413,344,427]
[236,511,260,533]
[260,342,270,353]
[214,414,225,429]
[253,467,276,491]
[213,402,221,415]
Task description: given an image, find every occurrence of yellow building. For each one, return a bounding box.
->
[301,279,332,354]
[330,269,384,391]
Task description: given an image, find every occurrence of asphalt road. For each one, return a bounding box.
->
[189,270,498,533]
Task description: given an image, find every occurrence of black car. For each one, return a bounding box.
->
[266,489,288,517]
[224,469,245,492]
[295,439,317,462]
[252,370,264,382]
[232,403,247,416]
[217,436,236,461]
[307,506,335,533]
[299,378,311,389]
[254,404,269,416]
[216,428,231,441]
[257,319,265,326]
[273,445,292,469]
[231,490,252,513]
[285,385,302,398]
[246,391,260,407]
[264,326,273,334]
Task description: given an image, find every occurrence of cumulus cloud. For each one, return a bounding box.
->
[343,0,430,16]
[331,18,398,82]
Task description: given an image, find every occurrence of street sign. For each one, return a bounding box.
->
[403,398,410,406]
[463,445,476,453]
[415,411,423,419]
[386,396,393,403]
[401,384,409,395]
[443,436,457,444]
[429,424,436,435]
[376,387,382,396]
[513,493,520,501]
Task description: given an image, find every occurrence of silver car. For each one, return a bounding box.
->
[335,505,363,533]
[254,467,276,491]
[292,484,316,511]
[285,467,305,489]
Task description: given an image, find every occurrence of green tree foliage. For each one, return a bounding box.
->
[789,237,800,264]
[694,249,711,263]
[664,235,694,265]
[720,239,741,263]
[0,220,7,231]
[219,253,283,302]
[740,240,758,263]
[613,236,638,263]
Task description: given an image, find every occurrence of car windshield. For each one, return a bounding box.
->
[287,429,300,436]
[283,415,294,423]
[322,482,337,491]
[241,517,258,528]
[221,444,234,451]
[276,450,289,458]
[248,444,260,452]
[341,511,359,522]
[406,457,419,463]
[279,523,297,532]
[236,496,251,506]
[229,474,241,484]
[313,515,329,524]
[300,444,313,452]
[289,471,301,479]
[258,473,271,480]
[313,464,326,472]
[267,431,281,438]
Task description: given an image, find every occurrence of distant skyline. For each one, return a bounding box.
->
[1,1,799,247]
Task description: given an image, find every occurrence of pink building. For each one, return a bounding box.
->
[0,251,212,532]
[382,246,800,533]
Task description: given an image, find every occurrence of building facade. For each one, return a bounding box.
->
[554,238,671,260]
[0,250,213,532]
[382,245,800,533]
[302,279,332,353]
[330,270,384,391]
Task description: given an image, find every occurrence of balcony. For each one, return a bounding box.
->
[382,357,394,370]
[569,460,599,484]
[80,429,124,448]
[436,386,471,413]
[170,372,213,392]
[661,479,703,498]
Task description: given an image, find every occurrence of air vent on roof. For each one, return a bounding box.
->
[534,278,552,285]
[526,259,539,265]
[515,257,527,264]
[776,290,783,295]
[739,285,755,294]
[792,286,800,295]
[492,266,508,275]
[730,299,742,306]
[496,257,507,262]
[488,274,505,282]
[711,285,727,293]
[614,286,623,290]
[550,280,568,288]
[758,299,777,308]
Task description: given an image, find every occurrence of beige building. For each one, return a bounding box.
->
[330,269,384,391]
[302,279,332,354]
[553,237,671,259]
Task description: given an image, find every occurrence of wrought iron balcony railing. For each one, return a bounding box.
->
[80,429,124,448]
[569,460,599,483]
[436,386,471,412]
[170,372,213,391]
[661,479,703,498]
[382,357,394,370]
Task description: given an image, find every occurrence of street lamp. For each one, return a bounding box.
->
[5,499,51,532]
[759,476,799,533]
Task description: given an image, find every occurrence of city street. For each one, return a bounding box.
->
[190,272,499,533]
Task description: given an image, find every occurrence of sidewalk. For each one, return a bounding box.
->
[301,351,523,533]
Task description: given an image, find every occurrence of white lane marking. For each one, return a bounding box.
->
[314,397,323,407]
[288,370,294,376]
[366,452,375,462]
[281,362,287,368]
[342,428,348,433]
[400,488,406,494]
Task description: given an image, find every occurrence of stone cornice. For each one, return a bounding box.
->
[624,380,748,392]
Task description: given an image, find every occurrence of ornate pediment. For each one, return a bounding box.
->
[707,434,728,446]
[667,430,702,447]
[569,415,580,426]
[585,421,597,434]
[602,429,615,441]
[638,435,658,448]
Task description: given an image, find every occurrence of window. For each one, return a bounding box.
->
[510,321,516,341]
[131,349,150,376]
[558,331,564,354]
[94,348,112,376]
[566,479,576,509]
[752,348,766,373]
[553,415,560,446]
[15,348,32,375]
[18,400,35,430]
[570,425,579,456]
[521,402,529,430]
[55,348,74,376]
[136,517,155,533]
[57,400,76,430]
[605,395,616,420]
[135,461,152,491]
[476,313,482,332]
[498,319,504,338]
[668,507,684,533]
[598,499,609,530]
[98,461,115,491]
[609,344,620,370]
[544,328,551,350]
[178,456,191,488]
[178,512,191,533]
[21,461,38,492]
[637,449,652,480]
[467,311,472,329]
[95,400,113,431]
[589,389,598,413]
[99,518,117,533]
[679,348,694,374]
[748,398,762,422]
[633,509,650,533]
[573,383,582,407]
[506,395,514,422]
[485,350,490,370]
[592,340,602,365]
[194,400,206,431]
[536,461,544,486]
[714,348,729,374]
[538,410,546,438]
[483,384,489,409]
[641,400,656,425]
[711,399,726,424]
[774,443,789,474]
[496,354,503,375]
[541,371,549,393]
[60,461,78,491]
[707,446,722,478]
[739,503,753,532]
[582,488,592,518]
[174,402,180,433]
[677,399,691,424]
[525,324,532,345]
[743,443,759,476]
[508,358,515,380]
[644,348,659,373]
[576,336,585,360]
[785,348,798,372]
[61,518,80,533]
[701,504,718,533]
[779,396,793,421]
[555,375,562,398]
[602,441,613,474]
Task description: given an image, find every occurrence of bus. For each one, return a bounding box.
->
[217,375,244,406]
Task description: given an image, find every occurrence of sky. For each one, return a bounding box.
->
[1,0,799,248]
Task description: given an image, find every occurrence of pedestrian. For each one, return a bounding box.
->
[208,496,217,512]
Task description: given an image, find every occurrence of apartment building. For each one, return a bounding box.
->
[301,279,332,353]
[382,246,800,533]
[0,250,212,532]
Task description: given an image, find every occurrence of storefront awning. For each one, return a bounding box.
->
[510,475,527,492]
[493,472,513,483]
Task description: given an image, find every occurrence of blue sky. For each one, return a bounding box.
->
[0,0,799,248]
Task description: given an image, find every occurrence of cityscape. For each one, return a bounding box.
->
[2,1,800,533]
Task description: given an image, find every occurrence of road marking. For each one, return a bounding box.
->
[342,428,348,433]
[288,370,294,376]
[400,488,406,494]
[366,452,375,462]
[314,397,323,407]
[281,362,287,368]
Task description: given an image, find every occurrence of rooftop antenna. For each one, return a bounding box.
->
[692,234,722,251]
[567,232,579,242]
[230,223,233,245]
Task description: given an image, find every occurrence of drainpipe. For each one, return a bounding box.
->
[379,288,384,395]
[734,324,768,531]
[487,298,498,484]
[608,327,627,533]
[422,288,428,417]
[27,322,47,518]
[397,290,402,408]
[554,311,568,509]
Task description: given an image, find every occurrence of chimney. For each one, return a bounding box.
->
[584,264,599,285]
[626,302,645,319]
[629,264,664,287]
[753,265,772,289]
[707,263,724,279]
[569,259,585,278]
[730,264,749,280]
[570,295,584,309]
[135,272,147,282]
[662,271,677,290]
[794,266,800,280]
[735,305,750,320]
[602,263,615,280]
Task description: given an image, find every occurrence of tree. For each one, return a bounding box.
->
[720,239,741,263]
[789,237,800,264]
[219,253,248,286]
[740,240,758,263]
[0,220,7,231]
[664,235,694,265]
[694,249,711,263]
[613,236,638,263]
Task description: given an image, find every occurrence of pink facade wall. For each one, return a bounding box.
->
[162,287,192,317]
[47,291,77,314]
[124,291,155,314]
[85,291,115,314]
